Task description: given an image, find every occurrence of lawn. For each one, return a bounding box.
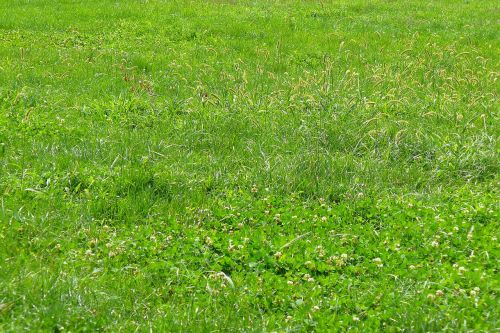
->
[0,0,498,331]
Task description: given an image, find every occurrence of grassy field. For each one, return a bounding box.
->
[0,0,499,331]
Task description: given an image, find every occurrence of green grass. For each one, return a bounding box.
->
[0,0,499,331]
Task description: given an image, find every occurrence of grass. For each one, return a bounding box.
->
[0,0,498,331]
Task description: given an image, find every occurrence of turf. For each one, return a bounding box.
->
[0,0,499,331]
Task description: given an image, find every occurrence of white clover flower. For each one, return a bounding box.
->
[316,246,325,258]
[373,258,383,267]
